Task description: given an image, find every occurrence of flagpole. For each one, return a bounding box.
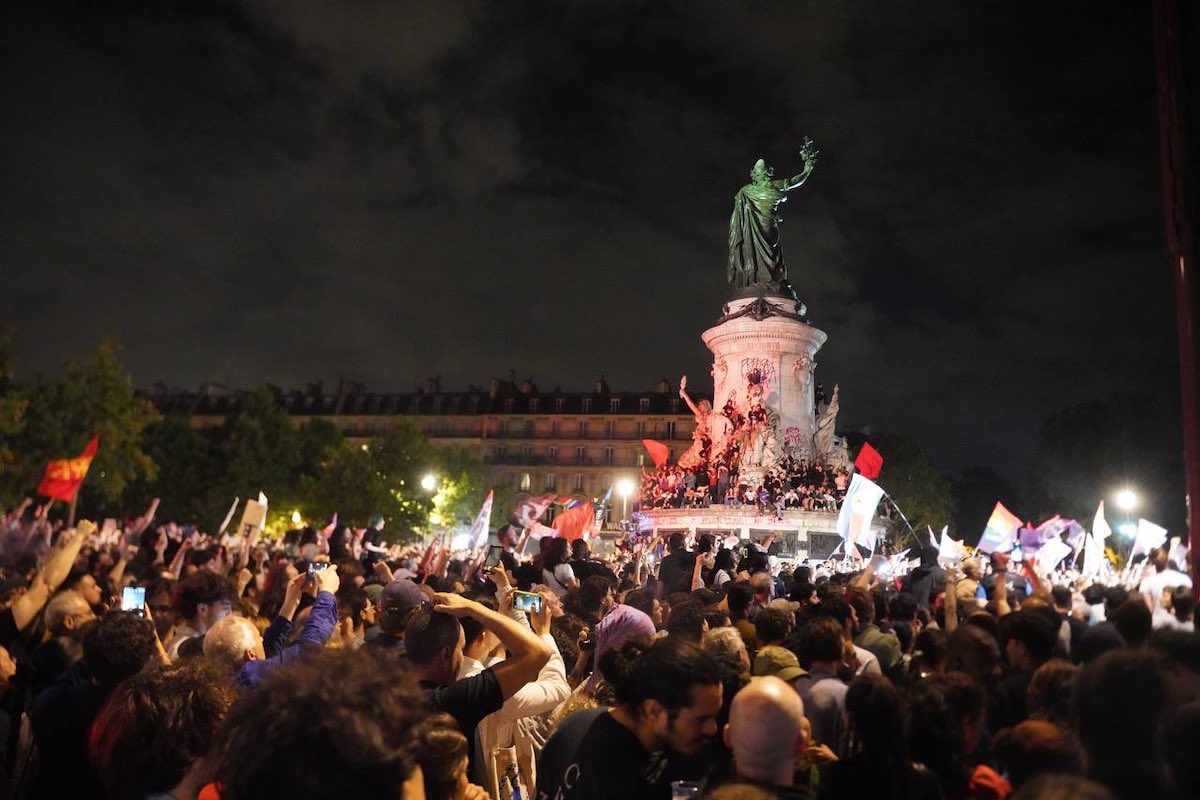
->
[67,493,77,528]
[881,493,917,545]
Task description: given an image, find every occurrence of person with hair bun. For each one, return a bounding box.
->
[537,636,723,800]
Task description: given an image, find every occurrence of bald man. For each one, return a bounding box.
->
[723,676,808,791]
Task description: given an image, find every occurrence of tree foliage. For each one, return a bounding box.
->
[1028,392,1184,530]
[866,433,955,539]
[0,337,160,511]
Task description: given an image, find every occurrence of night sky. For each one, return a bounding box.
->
[1,3,1181,480]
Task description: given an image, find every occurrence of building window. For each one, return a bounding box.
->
[495,444,506,458]
[666,421,676,438]
[520,473,531,492]
[545,473,558,491]
[606,420,615,438]
[639,398,650,412]
[573,473,584,491]
[637,421,645,437]
[669,399,679,413]
[551,421,559,437]
[609,398,620,413]
[578,421,587,438]
[637,453,645,467]
[548,446,558,463]
[530,398,539,412]
[604,447,614,465]
[500,421,509,437]
[582,398,592,413]
[504,398,515,412]
[520,444,532,458]
[575,446,586,464]
[555,398,566,412]
[470,397,479,412]
[524,420,534,437]
[431,396,443,412]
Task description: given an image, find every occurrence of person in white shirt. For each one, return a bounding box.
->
[458,588,570,792]
[1139,548,1192,612]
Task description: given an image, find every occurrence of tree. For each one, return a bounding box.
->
[866,433,955,540]
[1029,392,1184,530]
[299,422,431,539]
[1,337,159,512]
[952,466,1022,544]
[0,327,27,503]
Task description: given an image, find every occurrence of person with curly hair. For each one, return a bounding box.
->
[212,648,428,800]
[89,658,237,800]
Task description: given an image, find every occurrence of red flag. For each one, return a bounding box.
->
[551,501,595,541]
[510,493,556,528]
[37,436,99,502]
[641,439,670,468]
[854,442,883,479]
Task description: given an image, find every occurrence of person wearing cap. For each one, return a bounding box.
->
[956,558,983,607]
[366,578,429,654]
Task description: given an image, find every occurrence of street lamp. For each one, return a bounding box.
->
[421,473,438,492]
[616,477,635,523]
[1115,488,1139,512]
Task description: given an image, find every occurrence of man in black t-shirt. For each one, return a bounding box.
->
[537,636,723,800]
[657,533,698,598]
[406,591,553,769]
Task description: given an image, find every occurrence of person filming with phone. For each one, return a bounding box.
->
[405,590,553,777]
[202,562,340,689]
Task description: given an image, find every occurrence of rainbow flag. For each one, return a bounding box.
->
[977,501,1020,554]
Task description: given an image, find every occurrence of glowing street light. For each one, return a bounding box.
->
[1115,488,1139,513]
[421,473,438,492]
[290,510,302,526]
[616,477,636,523]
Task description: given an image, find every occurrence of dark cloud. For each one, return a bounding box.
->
[0,2,1179,481]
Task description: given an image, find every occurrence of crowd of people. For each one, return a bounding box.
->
[0,494,1195,800]
[637,455,850,515]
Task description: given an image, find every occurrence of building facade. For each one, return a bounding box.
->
[151,378,701,505]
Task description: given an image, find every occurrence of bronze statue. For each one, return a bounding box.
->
[727,138,818,296]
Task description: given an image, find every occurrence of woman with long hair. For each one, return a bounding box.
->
[821,673,943,799]
[540,537,578,598]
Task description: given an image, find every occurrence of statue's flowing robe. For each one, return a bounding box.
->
[813,394,839,462]
[728,181,786,287]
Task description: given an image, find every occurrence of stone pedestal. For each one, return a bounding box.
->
[701,295,827,462]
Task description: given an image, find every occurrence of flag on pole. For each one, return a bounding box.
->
[510,493,555,528]
[641,439,670,469]
[37,436,99,502]
[1131,518,1168,560]
[217,497,241,535]
[593,486,613,529]
[1168,536,1189,570]
[467,490,494,550]
[836,474,885,557]
[977,502,1020,554]
[1081,532,1103,577]
[1092,501,1112,548]
[1034,537,1073,574]
[551,501,595,541]
[853,442,884,479]
[936,526,966,565]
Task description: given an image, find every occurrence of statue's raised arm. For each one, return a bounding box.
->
[778,137,819,191]
[727,137,818,296]
[678,375,701,417]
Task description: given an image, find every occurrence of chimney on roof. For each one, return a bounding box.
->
[595,375,609,394]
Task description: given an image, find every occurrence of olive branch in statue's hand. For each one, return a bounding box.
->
[800,136,819,167]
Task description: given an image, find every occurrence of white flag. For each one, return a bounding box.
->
[1131,519,1168,560]
[1081,532,1103,577]
[937,526,966,566]
[1034,537,1073,574]
[1168,536,1189,571]
[836,474,885,557]
[1092,501,1111,548]
[467,490,495,550]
